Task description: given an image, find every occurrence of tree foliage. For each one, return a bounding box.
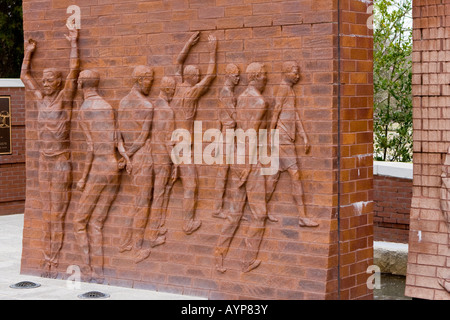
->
[373,0,413,162]
[0,0,23,78]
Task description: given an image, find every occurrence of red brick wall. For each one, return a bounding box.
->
[374,175,412,244]
[0,85,26,216]
[21,0,373,300]
[406,0,450,300]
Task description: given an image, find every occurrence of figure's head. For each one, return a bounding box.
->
[132,65,154,96]
[160,76,176,102]
[77,70,100,91]
[42,68,62,96]
[184,65,200,86]
[225,63,240,86]
[283,61,300,85]
[246,62,267,92]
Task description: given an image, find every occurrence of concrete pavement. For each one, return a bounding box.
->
[0,214,202,300]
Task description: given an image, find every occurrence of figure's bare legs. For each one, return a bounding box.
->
[265,171,281,222]
[213,165,229,219]
[47,168,71,278]
[288,168,318,227]
[241,169,267,273]
[179,165,201,234]
[161,179,174,229]
[39,156,71,278]
[214,211,244,273]
[133,165,171,264]
[149,164,172,243]
[130,169,154,263]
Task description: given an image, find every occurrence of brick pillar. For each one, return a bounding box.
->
[20,0,373,300]
[0,80,26,216]
[406,0,450,300]
[338,0,374,300]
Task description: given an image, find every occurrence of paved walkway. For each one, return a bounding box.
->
[0,214,202,300]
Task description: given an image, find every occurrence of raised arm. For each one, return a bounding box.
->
[196,34,217,95]
[20,39,43,100]
[175,31,200,83]
[63,28,80,100]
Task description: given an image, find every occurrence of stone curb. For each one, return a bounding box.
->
[374,241,408,276]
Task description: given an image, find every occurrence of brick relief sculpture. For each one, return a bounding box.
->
[266,61,318,228]
[21,0,374,300]
[171,31,217,235]
[146,76,177,253]
[213,63,239,220]
[73,69,120,283]
[117,65,155,263]
[20,28,79,279]
[214,62,269,274]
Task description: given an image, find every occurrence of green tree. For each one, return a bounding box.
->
[0,0,23,78]
[373,0,412,162]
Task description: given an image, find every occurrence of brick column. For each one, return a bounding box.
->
[338,0,374,300]
[406,0,450,300]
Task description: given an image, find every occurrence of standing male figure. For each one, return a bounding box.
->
[74,70,120,283]
[138,76,178,262]
[20,28,80,278]
[265,61,318,228]
[212,64,240,219]
[171,31,217,234]
[117,65,156,263]
[214,62,269,274]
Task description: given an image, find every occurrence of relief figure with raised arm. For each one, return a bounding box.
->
[20,27,80,278]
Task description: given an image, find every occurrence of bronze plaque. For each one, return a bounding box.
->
[0,97,12,155]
